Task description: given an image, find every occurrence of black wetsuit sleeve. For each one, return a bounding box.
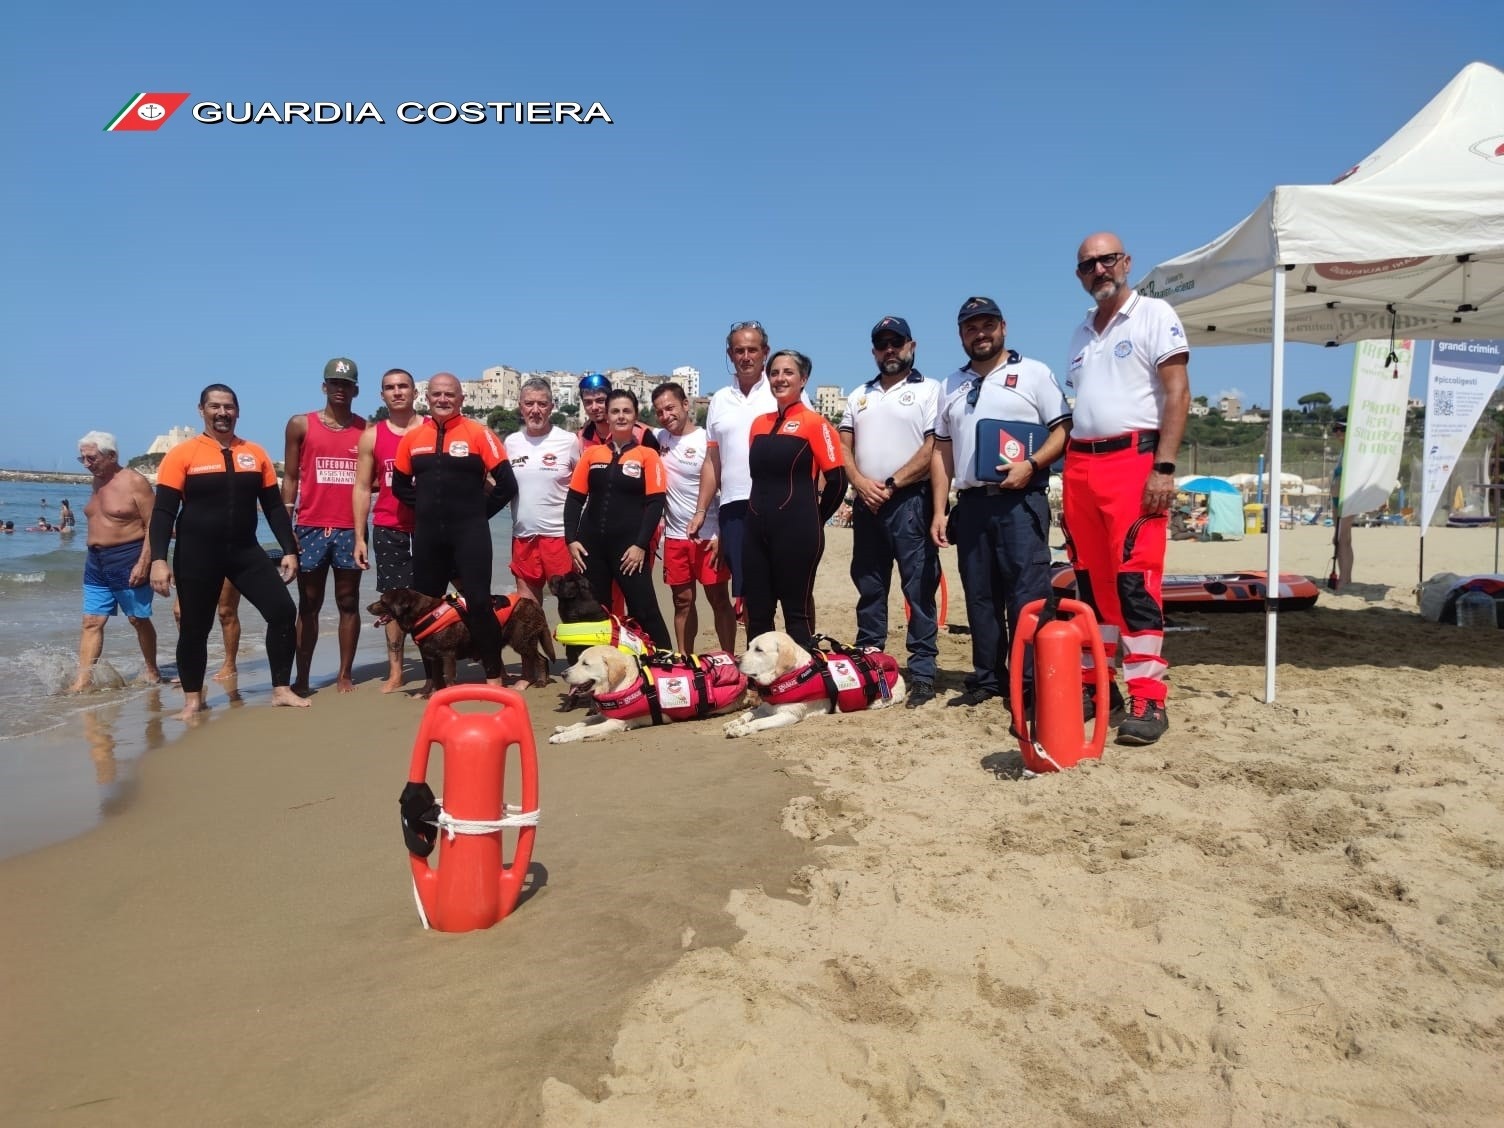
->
[260,484,299,556]
[390,468,416,509]
[484,460,518,520]
[149,486,182,561]
[636,494,665,550]
[640,429,662,452]
[818,467,848,525]
[563,489,586,544]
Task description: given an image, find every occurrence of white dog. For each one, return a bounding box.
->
[549,645,748,744]
[723,631,906,738]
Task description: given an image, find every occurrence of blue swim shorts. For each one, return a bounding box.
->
[82,540,154,618]
[296,525,359,571]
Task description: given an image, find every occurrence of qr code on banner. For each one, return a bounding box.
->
[1433,389,1454,416]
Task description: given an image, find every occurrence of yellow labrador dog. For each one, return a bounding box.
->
[549,645,748,744]
[724,631,906,738]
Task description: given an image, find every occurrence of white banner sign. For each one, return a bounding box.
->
[1339,338,1414,515]
[1419,339,1504,530]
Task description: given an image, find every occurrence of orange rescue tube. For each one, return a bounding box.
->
[401,685,539,933]
[1009,597,1109,773]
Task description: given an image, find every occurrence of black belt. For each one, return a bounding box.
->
[958,484,1046,498]
[1068,430,1159,455]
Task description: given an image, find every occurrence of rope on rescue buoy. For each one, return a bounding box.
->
[410,801,542,930]
[432,803,541,840]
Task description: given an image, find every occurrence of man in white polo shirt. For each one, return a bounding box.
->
[505,377,580,604]
[839,316,942,709]
[1064,232,1190,746]
[930,296,1071,710]
[653,379,735,653]
[694,320,775,606]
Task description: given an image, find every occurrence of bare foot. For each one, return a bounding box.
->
[66,676,93,694]
[175,699,211,722]
[380,675,406,694]
[138,669,164,686]
[212,665,238,682]
[271,686,311,709]
[337,675,356,694]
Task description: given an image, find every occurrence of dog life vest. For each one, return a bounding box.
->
[412,594,518,643]
[553,615,654,656]
[593,651,745,724]
[760,643,900,713]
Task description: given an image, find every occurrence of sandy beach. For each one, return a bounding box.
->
[3,524,1502,1126]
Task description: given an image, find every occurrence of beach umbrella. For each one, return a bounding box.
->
[1176,475,1241,495]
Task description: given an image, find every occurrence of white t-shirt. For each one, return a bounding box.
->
[505,426,579,537]
[656,425,719,540]
[704,376,776,505]
[935,352,1071,491]
[1065,291,1189,438]
[837,372,940,483]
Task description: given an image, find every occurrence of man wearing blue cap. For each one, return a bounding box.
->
[839,316,942,708]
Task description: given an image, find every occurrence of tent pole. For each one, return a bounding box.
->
[1418,525,1426,596]
[1264,267,1286,704]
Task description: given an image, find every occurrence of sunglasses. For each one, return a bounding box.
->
[77,453,103,464]
[729,320,763,332]
[872,338,907,352]
[1076,252,1126,276]
[965,378,984,408]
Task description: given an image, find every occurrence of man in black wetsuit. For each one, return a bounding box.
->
[390,373,518,686]
[148,384,306,719]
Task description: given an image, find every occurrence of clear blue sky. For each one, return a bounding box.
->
[1,1,1495,468]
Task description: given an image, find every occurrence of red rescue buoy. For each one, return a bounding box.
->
[1009,596,1110,773]
[399,685,540,932]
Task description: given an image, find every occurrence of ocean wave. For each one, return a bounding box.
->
[0,571,45,583]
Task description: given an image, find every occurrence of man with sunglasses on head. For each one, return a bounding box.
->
[839,316,943,709]
[693,321,776,614]
[1063,233,1190,746]
[69,431,162,691]
[930,297,1071,712]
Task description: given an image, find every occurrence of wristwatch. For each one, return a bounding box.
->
[884,476,897,491]
[1152,461,1176,475]
[1024,456,1039,473]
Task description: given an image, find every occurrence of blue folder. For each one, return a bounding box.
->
[974,419,1061,482]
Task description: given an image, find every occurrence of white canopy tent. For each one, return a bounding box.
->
[1136,61,1504,701]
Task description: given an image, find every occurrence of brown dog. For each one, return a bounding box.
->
[368,589,556,693]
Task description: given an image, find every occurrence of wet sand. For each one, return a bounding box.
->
[3,525,1502,1126]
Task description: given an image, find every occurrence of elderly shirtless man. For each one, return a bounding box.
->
[69,430,162,691]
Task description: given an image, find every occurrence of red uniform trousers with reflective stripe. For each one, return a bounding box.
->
[1062,446,1169,704]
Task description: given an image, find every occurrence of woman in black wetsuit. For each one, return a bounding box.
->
[742,350,846,648]
[563,389,673,650]
[149,384,305,719]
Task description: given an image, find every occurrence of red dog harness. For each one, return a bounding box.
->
[760,640,900,713]
[594,651,746,724]
[411,594,518,643]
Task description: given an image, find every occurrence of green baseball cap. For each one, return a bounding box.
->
[323,357,358,383]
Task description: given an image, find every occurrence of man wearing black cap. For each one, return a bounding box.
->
[282,357,367,695]
[838,316,942,708]
[930,297,1071,710]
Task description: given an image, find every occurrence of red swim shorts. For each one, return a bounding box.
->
[510,535,573,588]
[662,536,729,588]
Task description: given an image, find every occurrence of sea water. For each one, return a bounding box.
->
[0,478,516,858]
